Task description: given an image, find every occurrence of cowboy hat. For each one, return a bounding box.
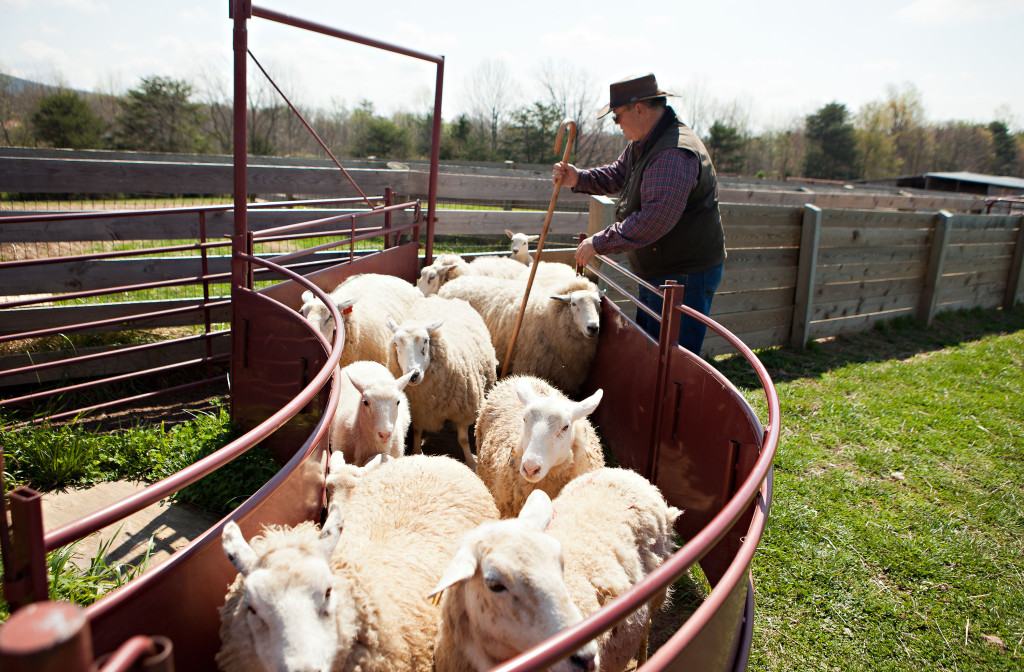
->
[597,74,675,119]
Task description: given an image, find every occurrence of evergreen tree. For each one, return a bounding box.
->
[114,76,208,153]
[501,102,562,164]
[30,91,104,149]
[804,102,859,180]
[988,120,1017,175]
[706,121,746,174]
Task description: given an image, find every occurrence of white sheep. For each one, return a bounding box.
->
[505,229,539,266]
[416,253,466,296]
[428,490,599,672]
[300,273,421,367]
[218,453,499,672]
[386,295,498,470]
[330,360,413,466]
[474,375,604,518]
[430,471,680,672]
[437,274,603,396]
[545,468,681,671]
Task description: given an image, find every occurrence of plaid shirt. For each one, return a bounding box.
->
[573,133,699,256]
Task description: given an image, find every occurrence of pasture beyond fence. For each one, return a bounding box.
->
[1,149,1021,390]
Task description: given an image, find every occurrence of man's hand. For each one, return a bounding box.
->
[552,161,579,188]
[575,235,598,270]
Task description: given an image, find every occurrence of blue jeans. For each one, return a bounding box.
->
[635,264,723,355]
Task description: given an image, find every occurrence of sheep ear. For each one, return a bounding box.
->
[386,315,399,332]
[516,378,538,406]
[345,369,367,394]
[549,294,571,304]
[527,235,539,242]
[505,229,514,239]
[222,521,258,576]
[519,490,554,531]
[329,449,347,473]
[318,503,344,560]
[337,297,357,312]
[572,389,603,420]
[428,544,478,601]
[362,453,391,473]
[395,369,416,391]
[426,320,444,335]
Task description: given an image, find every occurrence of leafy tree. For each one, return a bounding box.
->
[501,102,562,164]
[856,102,901,179]
[882,84,931,175]
[347,102,411,158]
[988,120,1017,175]
[932,122,993,173]
[30,91,104,149]
[706,121,746,174]
[804,102,859,180]
[114,76,208,153]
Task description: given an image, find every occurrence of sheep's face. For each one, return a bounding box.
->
[346,369,412,445]
[221,509,346,672]
[516,381,604,483]
[508,232,537,265]
[417,267,441,296]
[388,320,444,386]
[551,290,601,339]
[429,492,599,672]
[299,290,353,346]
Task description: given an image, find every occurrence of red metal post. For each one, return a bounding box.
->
[230,0,252,425]
[424,58,444,266]
[0,602,94,672]
[3,487,48,610]
[647,282,684,485]
[383,187,393,249]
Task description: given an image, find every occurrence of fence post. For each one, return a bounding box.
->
[919,210,952,326]
[790,204,821,349]
[1004,214,1024,308]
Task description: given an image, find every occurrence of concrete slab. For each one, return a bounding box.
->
[42,481,219,574]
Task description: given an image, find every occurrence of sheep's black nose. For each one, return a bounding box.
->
[586,324,599,337]
[569,652,596,672]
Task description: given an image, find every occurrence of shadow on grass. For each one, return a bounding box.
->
[712,303,1024,389]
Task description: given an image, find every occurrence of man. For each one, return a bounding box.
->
[552,73,726,355]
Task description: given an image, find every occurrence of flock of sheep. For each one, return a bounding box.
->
[216,232,683,672]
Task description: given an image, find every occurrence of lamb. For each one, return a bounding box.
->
[474,375,604,518]
[437,274,603,396]
[330,360,413,466]
[505,229,539,266]
[386,295,498,470]
[417,254,525,296]
[430,470,679,672]
[218,453,499,672]
[300,272,420,368]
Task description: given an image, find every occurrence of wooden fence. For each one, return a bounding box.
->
[1,150,1020,373]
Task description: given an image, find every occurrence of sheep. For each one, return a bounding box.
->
[330,360,414,466]
[416,253,466,296]
[429,471,680,672]
[474,375,604,518]
[427,490,599,672]
[437,274,603,396]
[300,273,421,368]
[218,453,500,672]
[386,295,498,470]
[505,229,539,266]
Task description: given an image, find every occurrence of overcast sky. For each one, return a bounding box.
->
[2,0,1023,133]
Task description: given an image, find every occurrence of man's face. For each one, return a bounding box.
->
[612,103,645,142]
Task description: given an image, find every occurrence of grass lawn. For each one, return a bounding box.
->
[713,305,1024,671]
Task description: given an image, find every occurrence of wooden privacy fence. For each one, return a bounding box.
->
[1,151,1020,374]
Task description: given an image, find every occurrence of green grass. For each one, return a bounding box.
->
[712,305,1024,671]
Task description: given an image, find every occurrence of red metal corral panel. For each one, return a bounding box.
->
[654,347,763,585]
[84,426,328,671]
[230,289,332,464]
[259,242,421,310]
[581,301,660,476]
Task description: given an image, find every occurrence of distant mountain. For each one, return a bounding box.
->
[1,73,91,97]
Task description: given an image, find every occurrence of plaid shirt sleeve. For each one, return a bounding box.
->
[572,147,628,195]
[591,147,699,255]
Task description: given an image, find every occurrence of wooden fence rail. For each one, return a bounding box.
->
[1,152,1020,382]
